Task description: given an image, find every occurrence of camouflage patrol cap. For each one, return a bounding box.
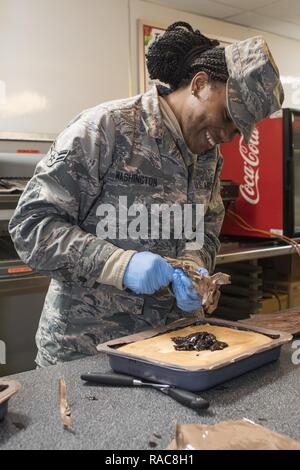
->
[225,36,284,143]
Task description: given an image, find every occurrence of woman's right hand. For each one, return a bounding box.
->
[123,251,174,295]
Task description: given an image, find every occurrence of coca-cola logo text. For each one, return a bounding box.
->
[239,128,260,205]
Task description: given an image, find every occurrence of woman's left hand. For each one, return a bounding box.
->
[172,267,209,312]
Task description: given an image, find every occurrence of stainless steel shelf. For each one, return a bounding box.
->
[0,131,55,142]
[0,274,49,295]
[216,241,299,264]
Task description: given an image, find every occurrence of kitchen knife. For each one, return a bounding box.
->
[81,372,209,410]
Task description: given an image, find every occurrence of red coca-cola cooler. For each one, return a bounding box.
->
[220,109,300,238]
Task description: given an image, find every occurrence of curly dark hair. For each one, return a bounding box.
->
[146,22,229,90]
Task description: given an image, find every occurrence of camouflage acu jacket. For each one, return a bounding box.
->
[9,85,225,366]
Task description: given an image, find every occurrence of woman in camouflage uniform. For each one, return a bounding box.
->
[9,22,284,367]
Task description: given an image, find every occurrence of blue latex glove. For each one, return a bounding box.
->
[123,252,174,295]
[172,267,209,312]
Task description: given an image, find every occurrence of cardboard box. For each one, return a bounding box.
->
[257,293,289,314]
[263,280,300,308]
[261,254,300,283]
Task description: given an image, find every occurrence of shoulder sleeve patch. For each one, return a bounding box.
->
[47,150,70,167]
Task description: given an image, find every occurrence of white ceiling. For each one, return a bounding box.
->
[148,0,300,41]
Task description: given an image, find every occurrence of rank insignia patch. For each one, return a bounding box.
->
[47,150,70,167]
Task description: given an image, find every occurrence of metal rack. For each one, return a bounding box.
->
[214,260,263,320]
[215,239,300,320]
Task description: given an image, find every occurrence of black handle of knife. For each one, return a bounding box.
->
[81,373,135,387]
[164,387,209,410]
[81,373,209,410]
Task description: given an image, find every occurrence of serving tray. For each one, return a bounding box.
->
[97,318,292,391]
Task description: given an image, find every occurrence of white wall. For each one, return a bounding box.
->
[0,0,130,134]
[0,0,300,135]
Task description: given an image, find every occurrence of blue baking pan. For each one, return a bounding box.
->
[98,318,292,392]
